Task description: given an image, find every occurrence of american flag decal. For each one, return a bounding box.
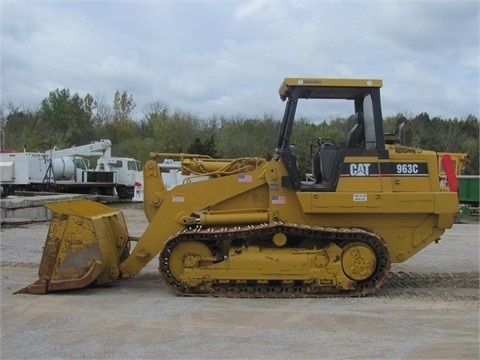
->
[238,174,253,183]
[272,195,286,205]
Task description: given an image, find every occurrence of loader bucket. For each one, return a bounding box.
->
[15,199,130,295]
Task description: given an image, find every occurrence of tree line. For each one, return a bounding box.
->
[1,89,478,175]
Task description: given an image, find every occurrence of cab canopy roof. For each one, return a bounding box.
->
[279,78,383,101]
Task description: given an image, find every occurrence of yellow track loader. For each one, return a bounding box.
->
[17,78,459,297]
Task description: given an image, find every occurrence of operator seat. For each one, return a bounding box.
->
[311,112,365,187]
[345,111,365,148]
[318,144,338,183]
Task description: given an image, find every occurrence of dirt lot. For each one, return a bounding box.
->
[1,203,479,359]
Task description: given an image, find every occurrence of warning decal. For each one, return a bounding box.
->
[172,193,185,203]
[353,194,367,202]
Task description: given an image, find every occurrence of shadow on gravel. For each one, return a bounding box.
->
[14,270,478,301]
[376,271,480,301]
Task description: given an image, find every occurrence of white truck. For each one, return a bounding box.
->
[95,155,141,199]
[0,140,141,199]
[131,159,184,202]
[132,158,209,202]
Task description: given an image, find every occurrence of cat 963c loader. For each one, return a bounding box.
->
[17,78,459,297]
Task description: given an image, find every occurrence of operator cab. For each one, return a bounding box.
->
[276,78,387,190]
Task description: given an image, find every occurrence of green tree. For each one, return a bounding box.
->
[216,116,279,159]
[113,90,136,123]
[403,112,434,149]
[141,102,201,154]
[1,104,41,151]
[290,118,324,177]
[187,135,217,157]
[460,115,479,174]
[100,90,139,156]
[38,89,95,149]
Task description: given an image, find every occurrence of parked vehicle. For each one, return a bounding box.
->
[0,140,140,199]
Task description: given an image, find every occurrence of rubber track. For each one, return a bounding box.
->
[159,222,392,298]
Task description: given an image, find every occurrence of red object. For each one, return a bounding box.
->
[134,181,142,187]
[441,154,459,192]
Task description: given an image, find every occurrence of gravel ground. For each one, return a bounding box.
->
[1,203,478,360]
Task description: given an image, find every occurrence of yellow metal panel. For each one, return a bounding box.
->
[437,152,468,175]
[207,186,270,212]
[434,192,459,214]
[296,192,312,213]
[309,192,382,212]
[44,199,120,218]
[299,192,441,214]
[200,211,269,225]
[395,193,434,202]
[382,193,434,213]
[391,177,431,192]
[279,78,383,95]
[336,177,382,192]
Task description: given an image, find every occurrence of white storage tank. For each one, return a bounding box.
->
[52,157,76,180]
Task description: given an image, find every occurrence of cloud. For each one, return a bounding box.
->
[1,0,478,121]
[234,0,267,20]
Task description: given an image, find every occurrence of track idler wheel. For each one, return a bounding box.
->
[341,242,377,281]
[168,241,214,289]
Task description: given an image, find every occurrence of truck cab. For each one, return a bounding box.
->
[96,157,141,199]
[276,78,387,191]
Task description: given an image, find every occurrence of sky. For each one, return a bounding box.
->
[1,0,479,122]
